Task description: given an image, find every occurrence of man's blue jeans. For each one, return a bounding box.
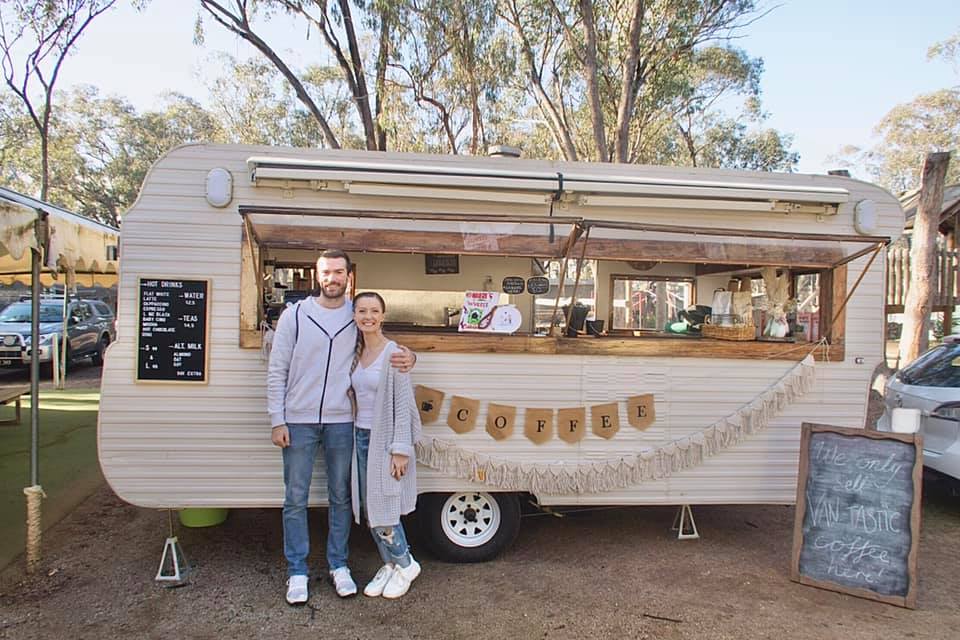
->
[355,428,413,568]
[282,422,353,577]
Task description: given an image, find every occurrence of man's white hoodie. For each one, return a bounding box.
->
[267,297,356,427]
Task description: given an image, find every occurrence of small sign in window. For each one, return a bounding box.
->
[425,254,459,274]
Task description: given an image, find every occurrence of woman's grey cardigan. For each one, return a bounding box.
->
[351,341,422,528]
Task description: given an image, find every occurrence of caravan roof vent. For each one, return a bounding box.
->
[488,145,521,158]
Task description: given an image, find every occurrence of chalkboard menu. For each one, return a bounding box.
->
[136,278,210,383]
[791,423,922,608]
[502,276,525,294]
[526,276,550,295]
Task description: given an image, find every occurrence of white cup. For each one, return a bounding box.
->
[891,407,921,434]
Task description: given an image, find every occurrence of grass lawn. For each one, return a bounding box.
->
[0,389,102,570]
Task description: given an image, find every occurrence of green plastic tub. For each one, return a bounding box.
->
[178,508,229,528]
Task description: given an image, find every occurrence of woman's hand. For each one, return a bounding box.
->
[390,454,409,479]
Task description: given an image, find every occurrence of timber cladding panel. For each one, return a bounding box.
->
[98,144,899,508]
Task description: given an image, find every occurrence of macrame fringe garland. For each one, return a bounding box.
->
[416,355,816,495]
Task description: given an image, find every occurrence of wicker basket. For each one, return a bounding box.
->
[701,323,756,341]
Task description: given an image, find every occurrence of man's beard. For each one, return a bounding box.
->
[319,282,345,299]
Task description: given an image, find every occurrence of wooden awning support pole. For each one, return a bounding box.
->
[564,226,593,332]
[548,224,585,336]
[830,242,884,333]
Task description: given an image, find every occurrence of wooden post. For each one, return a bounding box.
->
[944,213,958,337]
[899,152,952,365]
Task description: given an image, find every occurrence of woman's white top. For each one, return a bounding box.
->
[351,344,389,429]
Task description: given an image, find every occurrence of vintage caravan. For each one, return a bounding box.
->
[98,144,903,561]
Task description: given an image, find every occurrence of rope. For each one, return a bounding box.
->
[416,355,816,495]
[23,485,46,573]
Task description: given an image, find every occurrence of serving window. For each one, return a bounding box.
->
[609,275,695,333]
[239,208,886,361]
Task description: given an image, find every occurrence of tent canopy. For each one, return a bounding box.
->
[0,186,119,287]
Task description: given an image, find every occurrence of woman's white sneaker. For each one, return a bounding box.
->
[363,564,395,597]
[285,575,309,605]
[382,558,420,599]
[330,567,358,597]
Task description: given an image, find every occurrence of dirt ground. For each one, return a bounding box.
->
[2,363,957,639]
[0,476,958,640]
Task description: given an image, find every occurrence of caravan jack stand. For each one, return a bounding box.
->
[671,504,700,540]
[155,511,190,583]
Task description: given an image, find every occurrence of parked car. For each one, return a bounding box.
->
[878,335,960,481]
[0,298,116,370]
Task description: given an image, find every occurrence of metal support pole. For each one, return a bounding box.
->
[58,287,68,389]
[30,245,40,487]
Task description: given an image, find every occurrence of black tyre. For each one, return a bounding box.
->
[417,491,521,563]
[91,334,109,366]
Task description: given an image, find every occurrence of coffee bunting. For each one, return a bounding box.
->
[416,355,816,495]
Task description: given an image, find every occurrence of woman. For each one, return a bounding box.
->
[350,291,422,599]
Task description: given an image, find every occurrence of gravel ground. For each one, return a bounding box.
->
[0,476,958,640]
[2,364,957,639]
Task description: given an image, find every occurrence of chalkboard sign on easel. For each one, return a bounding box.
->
[791,423,922,608]
[136,278,211,384]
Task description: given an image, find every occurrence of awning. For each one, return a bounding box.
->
[0,186,119,287]
[240,206,886,269]
[247,155,850,215]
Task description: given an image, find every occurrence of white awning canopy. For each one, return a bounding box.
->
[247,155,851,215]
[0,186,119,286]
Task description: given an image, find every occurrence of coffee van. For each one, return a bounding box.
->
[98,144,902,560]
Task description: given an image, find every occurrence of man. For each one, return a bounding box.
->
[267,249,415,604]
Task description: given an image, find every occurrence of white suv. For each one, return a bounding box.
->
[878,335,960,481]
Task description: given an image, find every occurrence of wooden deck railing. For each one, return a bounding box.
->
[886,244,959,310]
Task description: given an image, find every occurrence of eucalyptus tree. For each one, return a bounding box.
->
[0,0,117,199]
[1,86,222,226]
[198,0,395,150]
[498,0,770,163]
[387,0,514,154]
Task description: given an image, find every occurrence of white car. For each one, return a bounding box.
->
[878,335,960,480]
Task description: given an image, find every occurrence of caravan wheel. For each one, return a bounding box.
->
[418,491,520,563]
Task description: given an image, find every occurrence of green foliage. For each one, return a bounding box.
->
[2,86,222,226]
[927,28,960,69]
[837,89,960,193]
[835,29,960,192]
[1,0,804,224]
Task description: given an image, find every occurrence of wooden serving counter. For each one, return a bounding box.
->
[385,331,842,362]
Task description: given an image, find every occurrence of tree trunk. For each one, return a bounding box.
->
[336,0,377,150]
[502,1,578,161]
[374,9,391,151]
[613,0,645,163]
[40,126,49,202]
[578,0,607,161]
[899,151,952,365]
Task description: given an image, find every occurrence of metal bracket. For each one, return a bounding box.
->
[155,536,190,583]
[155,510,190,583]
[671,504,700,540]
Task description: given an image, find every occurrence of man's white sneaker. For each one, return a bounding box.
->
[285,575,309,605]
[363,564,395,597]
[330,567,358,597]
[382,558,420,599]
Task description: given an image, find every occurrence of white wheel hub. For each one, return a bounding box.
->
[440,492,501,548]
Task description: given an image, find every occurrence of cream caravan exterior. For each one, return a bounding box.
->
[98,144,903,560]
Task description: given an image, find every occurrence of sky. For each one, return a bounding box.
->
[39,0,960,176]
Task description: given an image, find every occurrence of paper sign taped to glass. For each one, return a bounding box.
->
[458,290,522,333]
